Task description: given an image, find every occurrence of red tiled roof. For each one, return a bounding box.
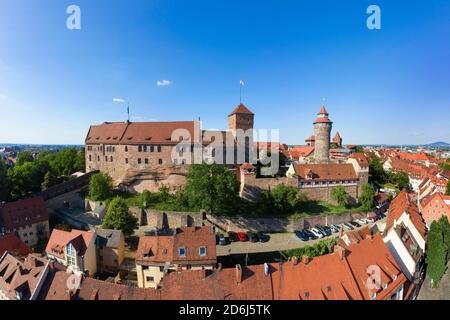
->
[122,121,196,145]
[0,253,48,300]
[385,191,426,239]
[136,227,217,266]
[290,146,315,158]
[318,106,328,115]
[349,153,369,166]
[0,197,48,231]
[293,163,358,181]
[85,121,197,145]
[229,103,254,116]
[271,234,406,300]
[45,229,95,259]
[398,152,429,162]
[39,235,408,300]
[314,117,332,124]
[0,234,32,257]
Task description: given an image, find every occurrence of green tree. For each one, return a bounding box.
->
[446,180,450,196]
[51,148,83,177]
[7,160,50,198]
[368,157,386,186]
[88,172,114,201]
[392,172,410,190]
[102,197,138,236]
[270,184,300,214]
[0,158,10,201]
[331,186,349,207]
[359,183,375,211]
[426,220,449,285]
[41,171,58,190]
[185,163,240,215]
[16,151,34,166]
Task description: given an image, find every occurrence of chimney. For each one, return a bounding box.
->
[292,256,299,266]
[264,263,270,276]
[302,255,310,265]
[235,264,242,284]
[335,246,346,261]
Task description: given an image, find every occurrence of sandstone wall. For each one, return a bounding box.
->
[206,211,372,233]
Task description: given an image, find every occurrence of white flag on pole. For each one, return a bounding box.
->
[240,80,245,86]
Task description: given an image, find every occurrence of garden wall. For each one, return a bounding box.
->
[206,211,374,233]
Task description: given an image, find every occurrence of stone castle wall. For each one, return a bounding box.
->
[299,184,358,206]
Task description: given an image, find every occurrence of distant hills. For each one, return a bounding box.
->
[423,142,450,148]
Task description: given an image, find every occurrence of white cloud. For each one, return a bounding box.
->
[156,80,172,87]
[0,94,7,100]
[113,98,125,103]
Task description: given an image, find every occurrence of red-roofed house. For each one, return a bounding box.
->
[0,253,50,300]
[136,226,217,288]
[0,197,50,248]
[0,234,32,258]
[383,191,426,298]
[286,163,361,204]
[421,192,450,227]
[272,234,407,300]
[45,229,97,276]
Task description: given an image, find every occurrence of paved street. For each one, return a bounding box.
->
[217,219,386,256]
[417,262,450,300]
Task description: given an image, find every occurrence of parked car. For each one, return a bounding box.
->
[246,232,259,243]
[377,213,386,220]
[218,234,228,246]
[355,219,367,225]
[294,230,309,241]
[322,226,333,236]
[258,233,270,243]
[350,221,361,228]
[330,224,341,233]
[228,231,239,242]
[315,226,328,237]
[303,229,317,240]
[237,232,248,242]
[366,216,376,223]
[343,223,354,231]
[310,228,324,239]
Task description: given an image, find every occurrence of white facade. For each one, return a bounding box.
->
[383,210,425,281]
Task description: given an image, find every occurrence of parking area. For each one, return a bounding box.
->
[217,215,387,256]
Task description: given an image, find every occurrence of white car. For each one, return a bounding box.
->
[310,228,324,239]
[355,219,367,225]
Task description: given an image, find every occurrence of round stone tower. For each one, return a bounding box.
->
[313,106,333,164]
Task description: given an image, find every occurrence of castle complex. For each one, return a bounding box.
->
[85,103,369,205]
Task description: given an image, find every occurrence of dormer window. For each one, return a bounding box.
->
[371,293,377,300]
[199,246,207,257]
[179,247,186,257]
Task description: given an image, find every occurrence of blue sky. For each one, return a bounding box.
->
[0,0,449,145]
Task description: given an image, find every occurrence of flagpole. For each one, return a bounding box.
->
[127,103,130,122]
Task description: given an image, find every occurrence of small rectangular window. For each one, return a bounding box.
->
[125,158,128,164]
[158,159,163,165]
[125,146,128,152]
[138,158,142,164]
[150,146,154,153]
[138,146,142,152]
[158,146,162,152]
[143,146,147,152]
[110,156,113,162]
[179,247,186,257]
[199,246,207,257]
[145,158,149,164]
[89,155,92,162]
